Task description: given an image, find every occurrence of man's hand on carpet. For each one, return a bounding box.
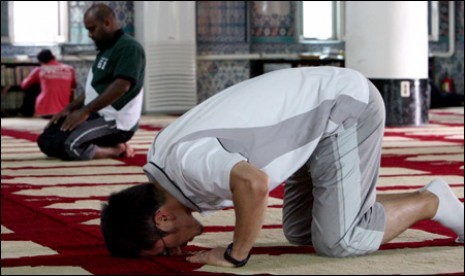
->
[186,248,235,268]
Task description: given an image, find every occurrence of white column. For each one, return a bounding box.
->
[345,1,429,126]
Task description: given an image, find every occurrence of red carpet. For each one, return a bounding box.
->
[1,108,464,275]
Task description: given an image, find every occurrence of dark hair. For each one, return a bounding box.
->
[37,49,54,63]
[100,183,166,258]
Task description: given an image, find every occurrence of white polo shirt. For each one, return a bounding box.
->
[143,67,370,214]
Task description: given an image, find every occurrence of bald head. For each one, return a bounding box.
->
[84,3,120,28]
[83,3,122,50]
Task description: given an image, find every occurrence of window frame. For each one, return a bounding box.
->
[7,1,69,45]
[1,2,12,43]
[428,1,439,41]
[296,1,345,44]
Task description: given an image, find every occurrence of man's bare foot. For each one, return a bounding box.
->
[119,143,135,158]
[94,143,135,159]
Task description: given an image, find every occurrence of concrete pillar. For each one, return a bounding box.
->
[345,1,429,126]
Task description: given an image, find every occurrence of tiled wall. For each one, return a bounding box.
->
[2,1,464,104]
[429,1,464,96]
[196,60,250,102]
[196,1,345,101]
[251,1,296,43]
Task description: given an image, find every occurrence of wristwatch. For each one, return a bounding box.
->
[223,243,251,268]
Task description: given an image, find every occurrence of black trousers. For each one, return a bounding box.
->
[37,113,134,161]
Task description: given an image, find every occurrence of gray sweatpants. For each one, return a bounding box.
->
[282,81,386,257]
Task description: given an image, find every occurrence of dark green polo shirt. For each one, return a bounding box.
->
[91,32,145,110]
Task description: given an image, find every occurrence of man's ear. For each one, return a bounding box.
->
[154,208,175,226]
[102,17,115,32]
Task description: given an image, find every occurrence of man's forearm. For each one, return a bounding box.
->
[232,185,268,260]
[66,94,85,112]
[82,78,131,115]
[230,161,270,261]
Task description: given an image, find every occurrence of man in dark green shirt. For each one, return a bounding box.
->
[37,3,146,161]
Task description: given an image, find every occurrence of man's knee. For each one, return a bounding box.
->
[283,225,371,256]
[37,128,73,160]
[311,232,379,258]
[37,133,52,156]
[283,224,312,245]
[312,239,350,257]
[37,132,62,158]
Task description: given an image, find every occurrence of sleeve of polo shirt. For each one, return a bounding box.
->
[174,137,247,200]
[112,41,145,86]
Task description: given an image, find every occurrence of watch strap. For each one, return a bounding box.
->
[223,243,251,268]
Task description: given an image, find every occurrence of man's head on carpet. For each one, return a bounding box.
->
[100,183,203,257]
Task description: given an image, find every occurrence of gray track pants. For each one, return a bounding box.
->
[283,81,386,257]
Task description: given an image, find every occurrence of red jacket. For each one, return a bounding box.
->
[21,60,76,116]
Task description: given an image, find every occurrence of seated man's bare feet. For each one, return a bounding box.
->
[94,143,135,159]
[121,143,135,158]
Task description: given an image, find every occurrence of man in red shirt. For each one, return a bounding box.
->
[21,49,76,118]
